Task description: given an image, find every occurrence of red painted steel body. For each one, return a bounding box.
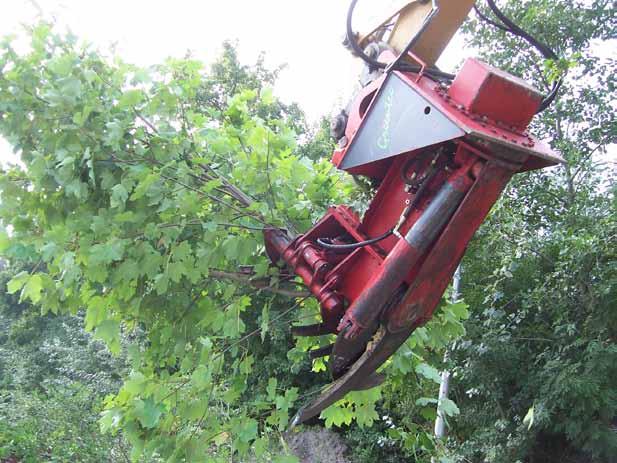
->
[263,56,562,393]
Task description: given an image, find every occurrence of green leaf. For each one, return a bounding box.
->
[0,229,10,253]
[89,240,126,265]
[111,184,129,209]
[420,407,437,421]
[234,418,258,443]
[31,23,51,52]
[154,273,169,295]
[260,87,275,106]
[260,302,270,341]
[85,295,108,331]
[185,398,208,421]
[439,398,460,417]
[267,378,277,401]
[94,319,121,354]
[60,77,83,100]
[320,402,353,428]
[239,355,254,376]
[191,365,211,391]
[447,301,470,320]
[415,363,442,384]
[133,398,163,429]
[118,89,145,109]
[21,273,43,303]
[100,408,123,433]
[311,357,326,373]
[48,53,74,76]
[167,261,184,283]
[347,388,381,428]
[416,397,438,407]
[131,172,160,200]
[7,271,29,294]
[124,372,147,395]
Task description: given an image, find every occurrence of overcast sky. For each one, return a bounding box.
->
[0,0,475,164]
[0,1,612,167]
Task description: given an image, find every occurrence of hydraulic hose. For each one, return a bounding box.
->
[346,0,455,81]
[477,0,563,112]
[346,0,563,111]
[316,229,393,253]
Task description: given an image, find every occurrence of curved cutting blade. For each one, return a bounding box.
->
[290,324,414,427]
[329,286,406,379]
[329,321,378,380]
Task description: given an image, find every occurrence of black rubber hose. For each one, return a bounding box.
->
[473,4,511,33]
[486,0,557,59]
[401,149,433,186]
[346,0,455,81]
[316,229,393,253]
[479,0,564,112]
[347,0,562,112]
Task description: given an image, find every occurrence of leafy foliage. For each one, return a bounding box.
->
[0,267,129,462]
[0,19,474,461]
[2,1,611,461]
[0,387,128,463]
[446,1,617,461]
[0,24,356,461]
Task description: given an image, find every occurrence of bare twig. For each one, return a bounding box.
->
[216,222,265,232]
[158,172,270,226]
[571,133,614,182]
[217,296,310,358]
[208,269,309,298]
[198,165,255,208]
[133,109,160,135]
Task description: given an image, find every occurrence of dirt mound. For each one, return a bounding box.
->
[285,427,352,463]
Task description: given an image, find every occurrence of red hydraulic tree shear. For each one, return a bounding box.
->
[263,0,564,425]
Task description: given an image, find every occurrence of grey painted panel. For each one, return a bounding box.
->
[340,74,465,170]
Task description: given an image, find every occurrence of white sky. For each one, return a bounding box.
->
[0,0,612,168]
[0,0,472,164]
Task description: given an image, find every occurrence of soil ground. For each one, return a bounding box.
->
[285,427,353,463]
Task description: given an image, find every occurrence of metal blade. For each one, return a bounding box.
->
[290,325,414,427]
[353,372,386,391]
[329,321,378,379]
[308,344,334,360]
[329,286,406,379]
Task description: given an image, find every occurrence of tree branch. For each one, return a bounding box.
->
[208,269,309,298]
[197,165,255,208]
[133,109,160,135]
[571,133,614,182]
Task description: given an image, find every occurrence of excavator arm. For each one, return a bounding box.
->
[359,0,475,67]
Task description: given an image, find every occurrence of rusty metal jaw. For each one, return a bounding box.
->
[329,285,407,381]
[291,325,413,428]
[263,152,509,425]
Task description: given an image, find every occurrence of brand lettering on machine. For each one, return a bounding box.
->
[377,86,395,150]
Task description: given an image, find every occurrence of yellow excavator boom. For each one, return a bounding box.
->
[360,0,476,67]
